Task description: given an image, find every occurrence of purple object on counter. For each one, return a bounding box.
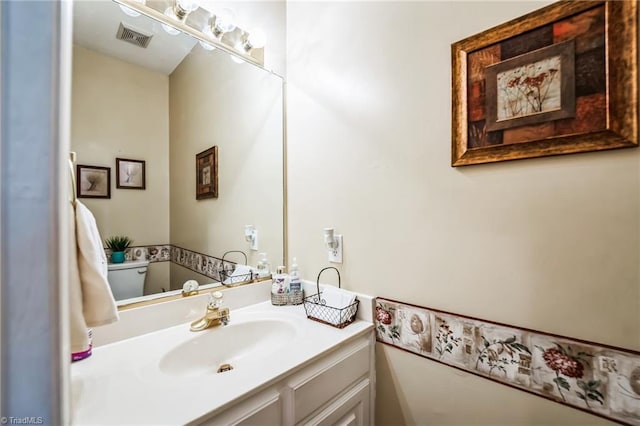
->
[71,328,93,362]
[71,346,92,362]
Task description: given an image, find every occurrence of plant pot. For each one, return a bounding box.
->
[111,251,125,264]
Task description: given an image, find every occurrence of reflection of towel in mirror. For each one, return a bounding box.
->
[222,264,252,285]
[69,200,119,353]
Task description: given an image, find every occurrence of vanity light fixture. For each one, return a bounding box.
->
[242,29,266,52]
[210,8,237,38]
[244,225,258,251]
[117,0,264,66]
[323,228,343,264]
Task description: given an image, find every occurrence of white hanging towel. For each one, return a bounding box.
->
[69,200,119,353]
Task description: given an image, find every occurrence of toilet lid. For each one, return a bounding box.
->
[107,259,149,271]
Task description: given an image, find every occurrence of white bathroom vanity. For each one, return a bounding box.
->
[71,282,375,425]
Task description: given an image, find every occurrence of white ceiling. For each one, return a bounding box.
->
[73,0,197,75]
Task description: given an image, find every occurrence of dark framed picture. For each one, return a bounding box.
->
[76,164,111,199]
[196,146,218,200]
[116,158,145,189]
[451,1,638,167]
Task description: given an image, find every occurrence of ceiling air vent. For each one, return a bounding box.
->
[116,23,152,48]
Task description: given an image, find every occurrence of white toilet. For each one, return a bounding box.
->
[107,259,149,301]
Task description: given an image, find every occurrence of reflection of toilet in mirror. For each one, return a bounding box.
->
[107,260,149,300]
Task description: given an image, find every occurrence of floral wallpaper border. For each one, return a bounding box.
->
[375,298,640,426]
[104,244,171,263]
[170,245,230,282]
[105,245,233,282]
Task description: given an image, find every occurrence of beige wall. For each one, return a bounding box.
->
[287,2,640,425]
[71,45,170,293]
[169,46,284,274]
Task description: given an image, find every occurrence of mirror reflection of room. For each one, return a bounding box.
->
[70,1,284,301]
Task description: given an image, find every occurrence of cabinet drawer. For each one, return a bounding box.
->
[300,378,370,426]
[287,338,370,424]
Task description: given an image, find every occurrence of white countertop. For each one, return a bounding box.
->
[71,301,373,425]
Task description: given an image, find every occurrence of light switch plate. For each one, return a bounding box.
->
[328,235,343,263]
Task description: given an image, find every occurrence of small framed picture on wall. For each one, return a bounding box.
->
[116,158,146,190]
[196,146,218,200]
[76,165,111,199]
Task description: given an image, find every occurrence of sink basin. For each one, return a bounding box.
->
[159,318,297,377]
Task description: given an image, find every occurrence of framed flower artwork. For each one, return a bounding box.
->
[451,1,637,166]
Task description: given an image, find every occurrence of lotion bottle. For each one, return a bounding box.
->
[289,257,301,293]
[272,266,288,294]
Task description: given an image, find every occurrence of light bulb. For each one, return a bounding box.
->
[162,7,181,35]
[119,5,141,17]
[213,8,237,36]
[245,29,266,50]
[119,0,146,17]
[198,25,216,50]
[173,0,198,19]
[176,0,199,13]
[162,23,180,35]
[199,40,216,51]
[230,54,245,64]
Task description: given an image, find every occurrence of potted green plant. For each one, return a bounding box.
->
[105,236,132,264]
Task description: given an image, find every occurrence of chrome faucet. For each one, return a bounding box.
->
[189,291,230,332]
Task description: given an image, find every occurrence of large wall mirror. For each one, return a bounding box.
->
[71,0,285,304]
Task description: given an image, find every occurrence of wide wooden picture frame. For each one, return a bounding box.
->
[196,146,218,200]
[76,164,111,199]
[451,1,638,167]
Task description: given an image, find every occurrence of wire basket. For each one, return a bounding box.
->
[303,267,359,329]
[271,290,304,306]
[219,251,253,286]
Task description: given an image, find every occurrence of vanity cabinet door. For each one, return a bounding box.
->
[197,388,281,426]
[287,337,371,424]
[298,378,370,426]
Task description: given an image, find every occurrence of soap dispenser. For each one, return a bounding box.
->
[272,266,289,294]
[256,252,271,279]
[289,257,302,293]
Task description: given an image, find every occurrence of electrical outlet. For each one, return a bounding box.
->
[328,235,343,263]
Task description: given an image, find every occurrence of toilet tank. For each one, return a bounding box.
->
[107,259,149,301]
